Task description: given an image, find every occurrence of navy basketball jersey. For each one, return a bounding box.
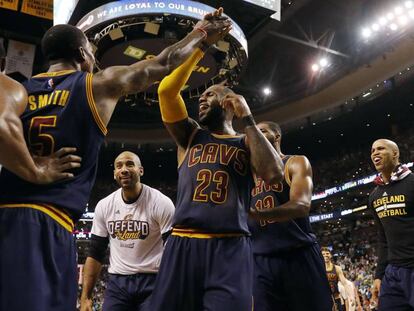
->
[0,70,106,220]
[173,128,253,234]
[249,155,316,254]
[326,265,340,297]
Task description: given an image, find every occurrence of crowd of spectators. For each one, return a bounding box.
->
[76,268,108,311]
[73,125,414,310]
[75,216,381,310]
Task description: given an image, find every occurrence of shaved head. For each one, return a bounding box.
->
[371,139,400,173]
[113,151,143,190]
[372,139,399,154]
[204,84,234,99]
[114,151,141,166]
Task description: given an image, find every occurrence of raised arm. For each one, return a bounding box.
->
[0,70,80,183]
[158,49,204,155]
[220,94,284,184]
[250,156,312,222]
[92,8,231,127]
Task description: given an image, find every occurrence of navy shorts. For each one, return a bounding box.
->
[103,273,156,311]
[253,243,333,311]
[148,233,253,311]
[379,264,414,310]
[0,206,77,311]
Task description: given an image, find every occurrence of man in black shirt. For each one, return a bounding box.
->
[369,139,414,310]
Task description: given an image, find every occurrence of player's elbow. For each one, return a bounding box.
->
[154,48,177,76]
[164,47,184,74]
[0,116,19,142]
[295,201,311,217]
[261,168,284,185]
[157,80,176,99]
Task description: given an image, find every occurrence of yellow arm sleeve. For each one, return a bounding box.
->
[158,48,204,123]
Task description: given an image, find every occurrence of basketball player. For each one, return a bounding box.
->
[148,46,284,310]
[80,151,174,311]
[321,247,349,311]
[246,121,332,310]
[0,9,231,311]
[0,42,81,183]
[369,139,414,310]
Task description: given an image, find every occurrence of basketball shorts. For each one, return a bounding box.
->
[148,232,253,311]
[0,205,77,311]
[253,243,333,311]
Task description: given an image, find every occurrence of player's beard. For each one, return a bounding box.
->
[199,105,226,130]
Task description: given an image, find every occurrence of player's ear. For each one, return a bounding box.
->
[139,167,144,177]
[75,46,87,63]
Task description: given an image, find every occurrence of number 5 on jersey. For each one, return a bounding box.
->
[28,116,57,156]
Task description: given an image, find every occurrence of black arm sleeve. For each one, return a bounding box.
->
[88,234,109,264]
[369,195,389,279]
[162,229,172,245]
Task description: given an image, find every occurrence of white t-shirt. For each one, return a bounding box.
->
[91,184,175,274]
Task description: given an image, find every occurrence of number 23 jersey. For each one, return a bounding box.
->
[0,70,106,220]
[173,128,254,234]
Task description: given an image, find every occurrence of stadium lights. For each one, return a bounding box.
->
[311,63,320,72]
[362,28,372,38]
[263,87,272,96]
[319,58,329,67]
[386,13,395,21]
[390,23,398,31]
[387,12,395,21]
[398,15,409,25]
[311,57,330,72]
[394,6,403,15]
[362,2,414,40]
[379,17,387,25]
[371,23,380,31]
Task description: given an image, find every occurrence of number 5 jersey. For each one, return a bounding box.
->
[0,70,106,221]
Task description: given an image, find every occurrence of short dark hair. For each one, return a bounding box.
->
[41,24,87,61]
[261,121,281,136]
[321,247,331,253]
